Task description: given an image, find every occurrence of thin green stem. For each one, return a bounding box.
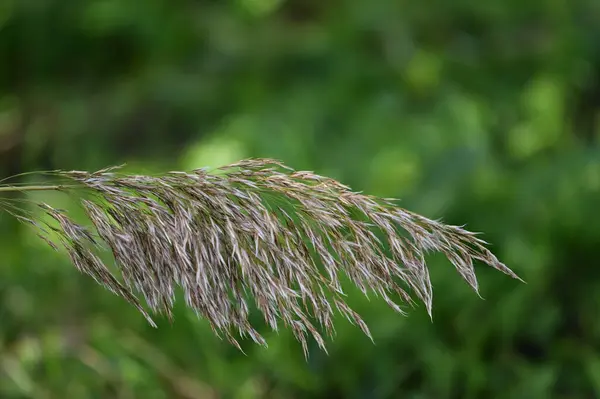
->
[0,184,79,193]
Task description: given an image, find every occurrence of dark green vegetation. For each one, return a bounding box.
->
[1,1,599,397]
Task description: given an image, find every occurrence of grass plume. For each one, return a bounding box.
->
[0,159,522,357]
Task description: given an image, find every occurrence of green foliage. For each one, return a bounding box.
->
[1,0,599,397]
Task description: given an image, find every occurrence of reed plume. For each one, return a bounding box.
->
[0,159,522,357]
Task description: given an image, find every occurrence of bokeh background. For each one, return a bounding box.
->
[1,1,600,398]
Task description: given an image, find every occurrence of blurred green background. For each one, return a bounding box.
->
[1,0,600,398]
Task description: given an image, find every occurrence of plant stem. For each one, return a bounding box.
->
[0,185,78,193]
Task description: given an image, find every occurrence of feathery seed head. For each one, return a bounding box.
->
[0,159,522,357]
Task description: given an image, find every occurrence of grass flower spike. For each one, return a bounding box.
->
[0,159,522,357]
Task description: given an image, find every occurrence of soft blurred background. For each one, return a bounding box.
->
[1,0,600,398]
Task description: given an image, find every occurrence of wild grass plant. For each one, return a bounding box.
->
[0,158,521,357]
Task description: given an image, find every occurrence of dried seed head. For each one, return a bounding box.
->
[4,159,522,357]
